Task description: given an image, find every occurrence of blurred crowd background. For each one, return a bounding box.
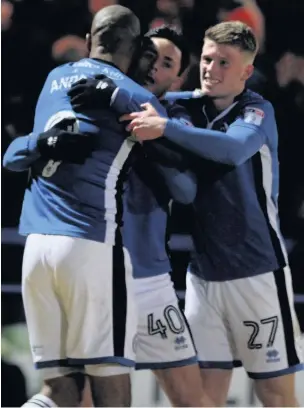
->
[2,0,304,405]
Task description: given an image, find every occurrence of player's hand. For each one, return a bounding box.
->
[127,116,168,141]
[119,102,161,124]
[68,74,118,112]
[37,119,94,164]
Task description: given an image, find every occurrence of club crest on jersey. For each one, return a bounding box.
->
[243,107,265,126]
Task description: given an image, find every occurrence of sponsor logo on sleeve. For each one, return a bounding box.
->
[243,106,265,126]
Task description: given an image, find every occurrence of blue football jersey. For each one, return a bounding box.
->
[3,92,197,281]
[18,58,166,244]
[164,89,288,281]
[122,101,194,278]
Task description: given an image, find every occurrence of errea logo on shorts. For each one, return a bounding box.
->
[174,336,188,351]
[266,349,280,363]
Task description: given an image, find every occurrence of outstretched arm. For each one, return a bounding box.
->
[163,117,266,166]
[68,75,167,117]
[125,102,274,166]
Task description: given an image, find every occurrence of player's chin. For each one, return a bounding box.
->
[202,87,215,96]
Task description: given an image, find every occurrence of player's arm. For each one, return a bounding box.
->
[146,107,197,204]
[142,139,191,169]
[68,76,193,170]
[130,102,194,170]
[153,164,197,204]
[112,88,167,116]
[143,104,194,169]
[3,133,41,172]
[164,89,205,102]
[68,75,167,117]
[163,115,266,166]
[129,102,274,166]
[3,122,94,172]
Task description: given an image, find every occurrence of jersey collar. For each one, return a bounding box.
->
[90,58,122,72]
[202,89,247,129]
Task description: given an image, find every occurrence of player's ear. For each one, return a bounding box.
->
[241,64,254,82]
[86,33,92,52]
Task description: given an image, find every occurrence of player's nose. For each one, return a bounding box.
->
[151,62,160,75]
[205,60,217,73]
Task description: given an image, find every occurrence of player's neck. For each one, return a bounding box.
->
[89,51,129,74]
[212,89,245,112]
[212,95,236,112]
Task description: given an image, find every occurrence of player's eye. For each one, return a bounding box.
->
[163,61,173,69]
[220,59,229,67]
[143,51,157,61]
[202,56,212,64]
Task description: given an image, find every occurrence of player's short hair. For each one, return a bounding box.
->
[204,21,258,61]
[144,25,190,75]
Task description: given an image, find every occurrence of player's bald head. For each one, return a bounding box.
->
[91,5,140,35]
[90,5,140,53]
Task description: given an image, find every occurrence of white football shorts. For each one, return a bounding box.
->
[22,234,137,379]
[185,268,303,378]
[135,273,197,369]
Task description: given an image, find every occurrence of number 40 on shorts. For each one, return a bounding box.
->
[148,305,186,339]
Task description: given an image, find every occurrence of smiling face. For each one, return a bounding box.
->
[200,38,254,109]
[137,37,182,97]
